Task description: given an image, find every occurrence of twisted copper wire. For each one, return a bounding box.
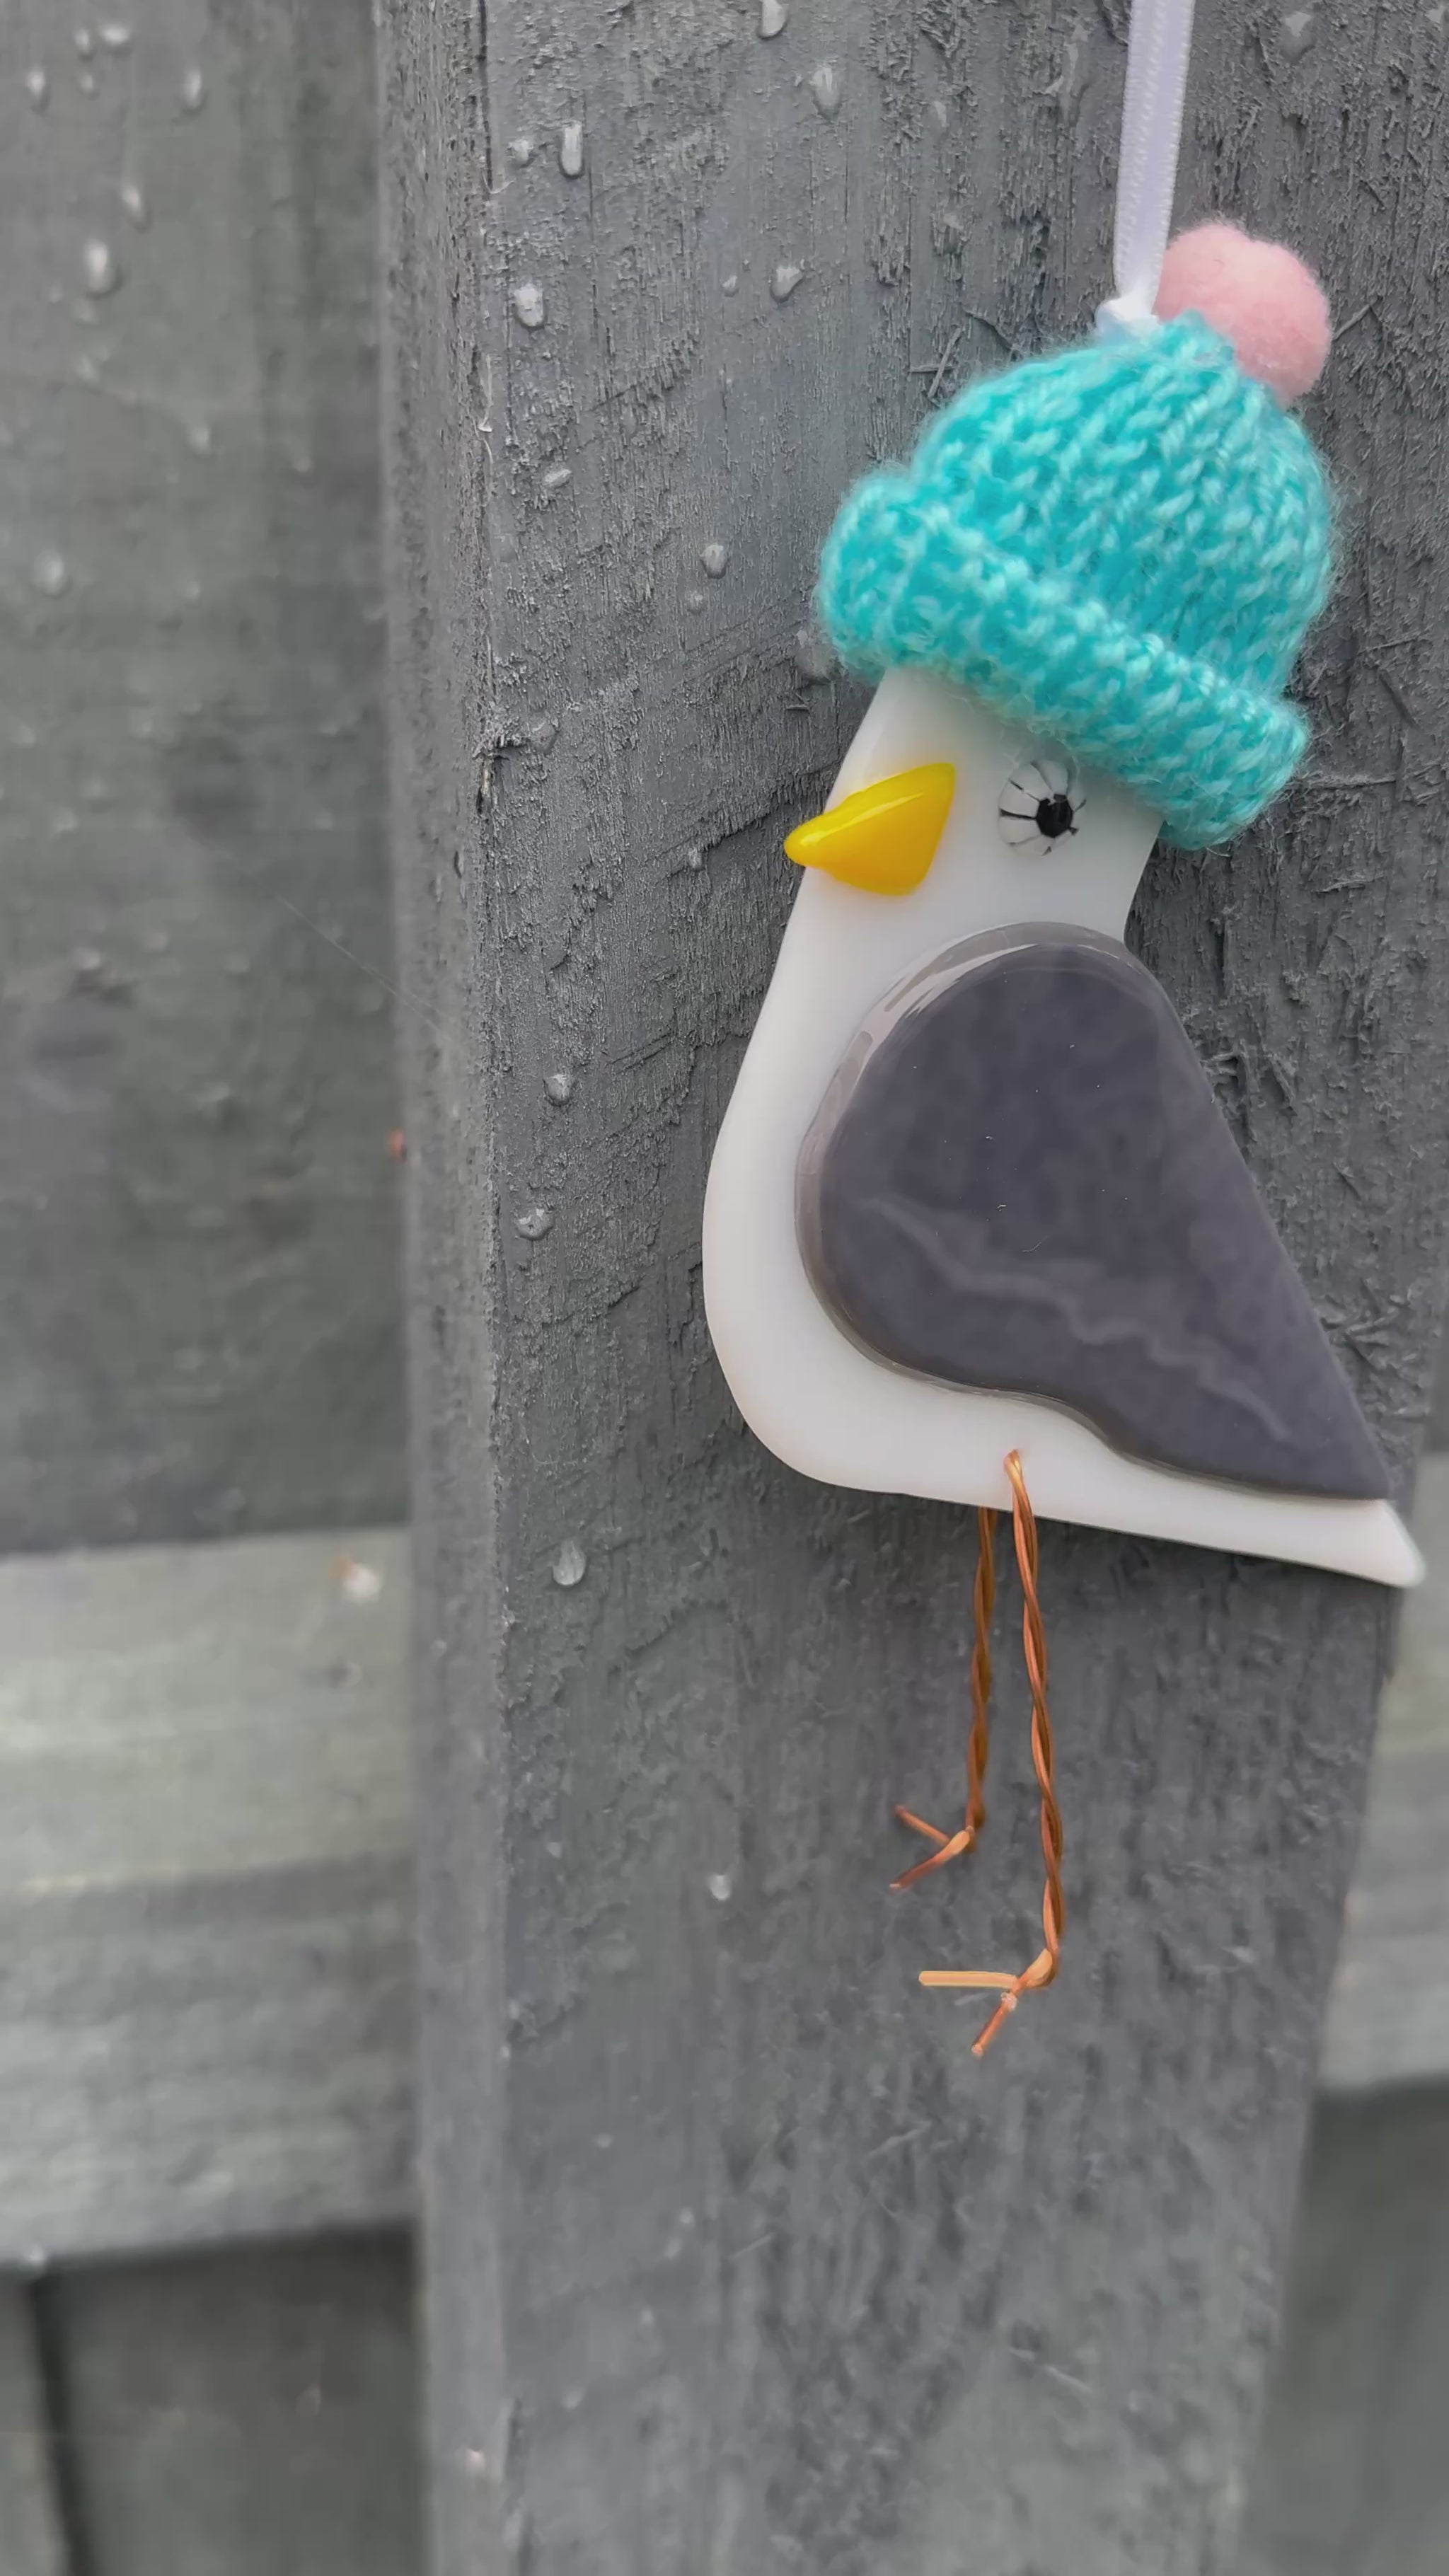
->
[912,1451,1066,2057]
[891,1505,996,1888]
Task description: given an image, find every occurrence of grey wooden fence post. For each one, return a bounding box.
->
[379,4,1449,2569]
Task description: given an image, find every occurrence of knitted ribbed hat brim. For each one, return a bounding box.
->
[818,487,1308,850]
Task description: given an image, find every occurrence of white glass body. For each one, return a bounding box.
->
[703,666,1421,1587]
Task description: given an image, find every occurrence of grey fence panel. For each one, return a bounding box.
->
[1240,2087,1449,2576]
[379,3,1449,2571]
[0,1530,414,2264]
[40,2237,421,2576]
[0,1,417,2561]
[0,0,402,1552]
[0,2284,68,2576]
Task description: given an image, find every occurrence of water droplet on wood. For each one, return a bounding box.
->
[512,281,545,329]
[928,96,950,132]
[794,626,834,683]
[770,262,803,302]
[1280,7,1315,55]
[507,134,535,166]
[707,1871,733,1902]
[722,272,739,296]
[809,61,841,115]
[120,178,149,228]
[98,20,132,49]
[73,25,97,57]
[180,62,205,110]
[559,120,584,176]
[760,0,787,33]
[544,1069,574,1104]
[551,1539,587,1588]
[334,1554,385,1605]
[81,238,119,297]
[515,1205,553,1240]
[33,549,70,597]
[700,541,729,577]
[69,946,134,999]
[541,464,572,496]
[25,66,50,108]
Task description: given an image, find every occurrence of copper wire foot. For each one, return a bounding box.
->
[897,1455,1065,2058]
[889,1503,995,1890]
[890,1808,974,1890]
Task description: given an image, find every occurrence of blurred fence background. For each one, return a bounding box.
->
[0,2,1445,2571]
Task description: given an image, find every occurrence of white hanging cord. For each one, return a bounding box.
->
[1099,0,1197,333]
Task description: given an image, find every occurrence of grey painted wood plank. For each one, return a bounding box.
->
[1428,1339,1449,1449]
[0,1489,1438,2275]
[0,2280,69,2576]
[0,0,404,1552]
[1237,2086,1449,2576]
[0,1528,414,2262]
[380,4,1449,2572]
[1318,1455,1449,2093]
[42,2234,421,2576]
[0,1503,1439,2282]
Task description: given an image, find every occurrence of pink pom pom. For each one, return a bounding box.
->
[1154,222,1331,403]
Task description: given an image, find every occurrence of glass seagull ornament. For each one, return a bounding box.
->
[703,226,1420,1591]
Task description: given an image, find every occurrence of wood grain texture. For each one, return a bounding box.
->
[379,3,1449,2569]
[1318,1456,1449,2093]
[0,1528,414,2262]
[0,1501,1433,2271]
[0,0,404,1552]
[1237,2086,1449,2576]
[39,2235,421,2576]
[0,2281,69,2576]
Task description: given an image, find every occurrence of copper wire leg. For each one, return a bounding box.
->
[891,1505,996,1889]
[912,1452,1065,2057]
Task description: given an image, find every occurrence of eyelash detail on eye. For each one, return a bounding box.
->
[997,757,1085,855]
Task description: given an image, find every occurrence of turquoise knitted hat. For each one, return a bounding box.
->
[816,311,1333,848]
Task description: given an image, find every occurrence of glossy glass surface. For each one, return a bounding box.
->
[797,928,1390,1501]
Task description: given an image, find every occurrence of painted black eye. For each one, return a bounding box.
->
[997,758,1085,857]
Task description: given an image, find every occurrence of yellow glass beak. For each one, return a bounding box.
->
[784,762,956,895]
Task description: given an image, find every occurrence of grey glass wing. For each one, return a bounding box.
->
[796,927,1390,1502]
